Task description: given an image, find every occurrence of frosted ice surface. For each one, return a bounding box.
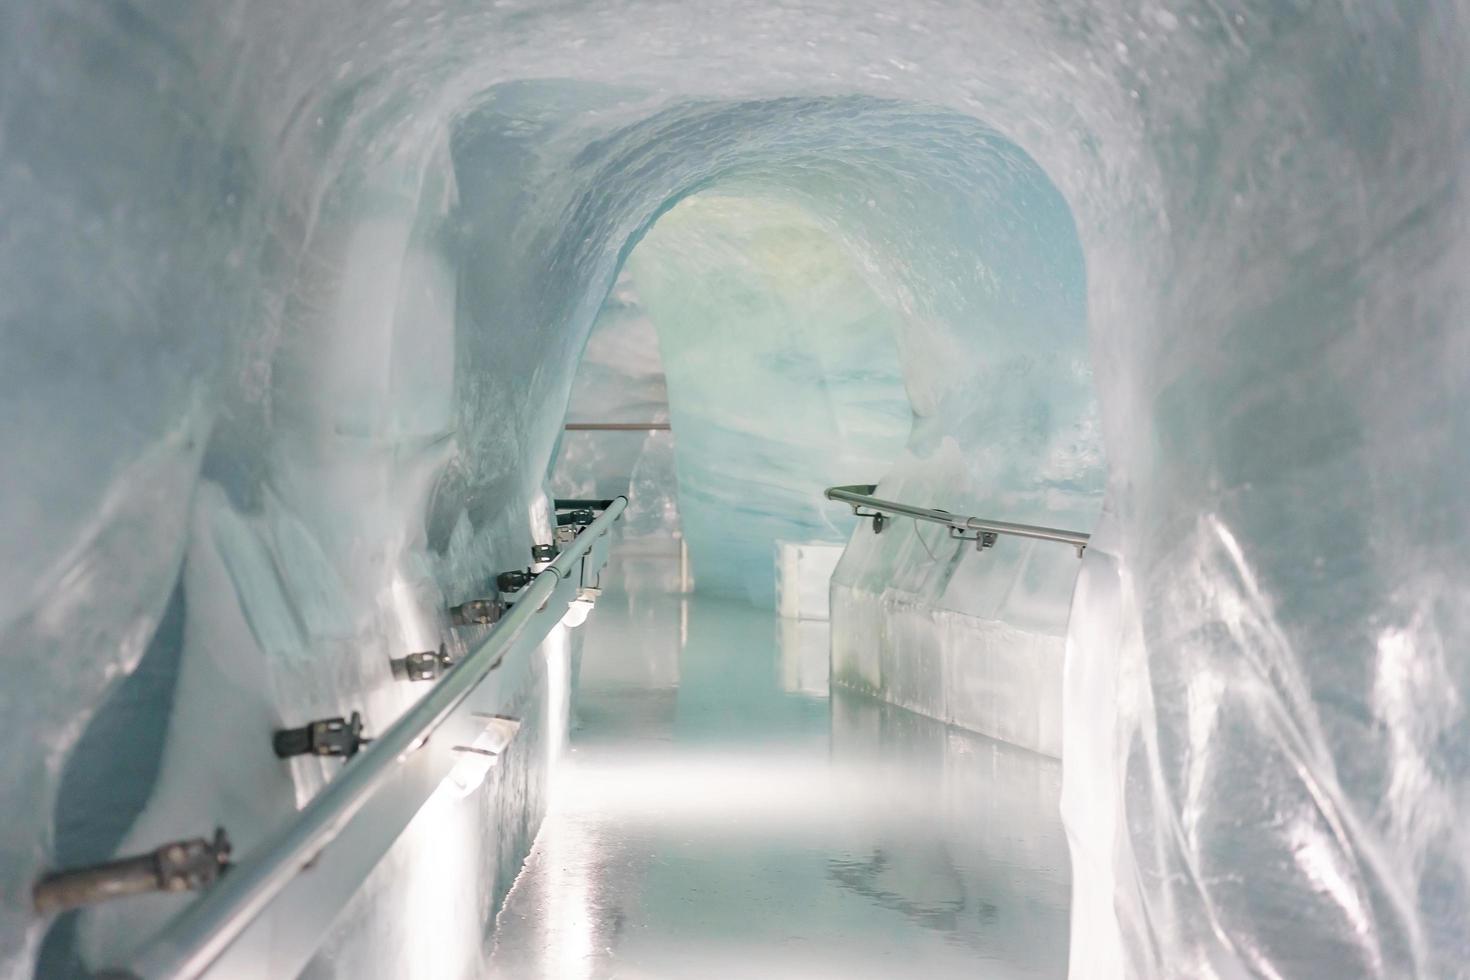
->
[549,275,683,540]
[776,541,845,621]
[821,129,1097,760]
[624,193,912,604]
[4,2,1468,979]
[555,190,913,604]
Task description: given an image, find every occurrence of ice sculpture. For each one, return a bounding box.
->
[4,2,1468,979]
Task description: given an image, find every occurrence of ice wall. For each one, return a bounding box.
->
[548,274,683,542]
[817,126,1099,759]
[4,2,1469,979]
[59,135,577,978]
[625,192,911,604]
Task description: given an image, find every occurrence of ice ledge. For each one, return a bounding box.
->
[830,584,1063,758]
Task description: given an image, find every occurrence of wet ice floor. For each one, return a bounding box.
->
[487,553,1070,979]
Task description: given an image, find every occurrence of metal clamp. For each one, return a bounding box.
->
[496,569,533,594]
[33,829,232,915]
[273,712,369,760]
[531,543,557,563]
[390,645,452,682]
[449,597,505,627]
[948,526,999,552]
[555,508,595,528]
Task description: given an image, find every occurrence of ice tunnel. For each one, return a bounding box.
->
[3,2,1469,979]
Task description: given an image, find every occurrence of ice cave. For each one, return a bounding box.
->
[2,1,1468,978]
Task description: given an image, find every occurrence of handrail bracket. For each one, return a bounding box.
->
[948,526,999,552]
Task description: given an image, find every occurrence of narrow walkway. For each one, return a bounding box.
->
[488,554,1070,979]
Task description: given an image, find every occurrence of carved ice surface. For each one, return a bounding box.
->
[3,2,1469,979]
[549,275,683,541]
[626,193,912,604]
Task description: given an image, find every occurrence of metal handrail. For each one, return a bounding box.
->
[825,484,1089,557]
[123,497,627,979]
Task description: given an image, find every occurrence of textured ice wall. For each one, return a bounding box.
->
[4,3,1469,979]
[820,127,1099,759]
[60,135,577,978]
[626,193,912,604]
[548,274,684,541]
[555,189,913,606]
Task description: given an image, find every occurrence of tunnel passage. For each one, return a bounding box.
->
[540,93,1101,758]
[5,4,1469,979]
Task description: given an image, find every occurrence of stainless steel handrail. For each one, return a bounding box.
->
[825,484,1088,557]
[124,497,627,979]
[564,422,671,431]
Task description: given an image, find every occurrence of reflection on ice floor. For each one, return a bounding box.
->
[488,555,1069,979]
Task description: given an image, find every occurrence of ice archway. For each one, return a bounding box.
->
[3,2,1468,978]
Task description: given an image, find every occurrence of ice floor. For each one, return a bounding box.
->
[487,552,1070,979]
